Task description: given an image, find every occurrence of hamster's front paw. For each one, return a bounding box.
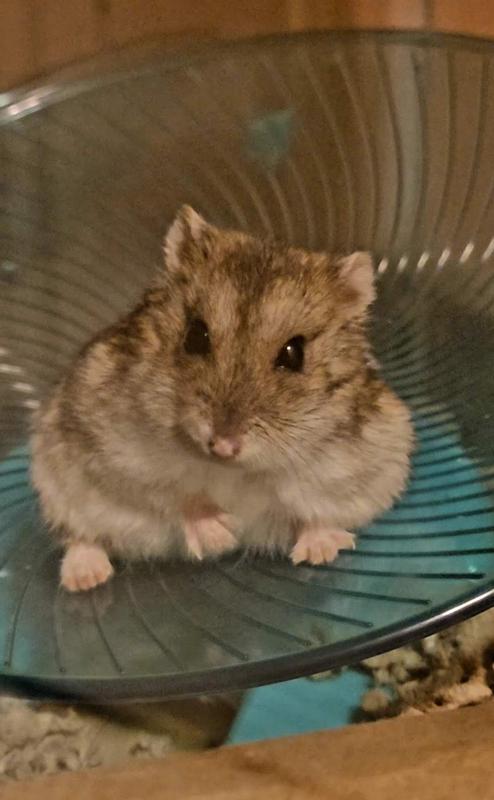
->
[61,542,114,592]
[291,524,355,566]
[182,495,238,560]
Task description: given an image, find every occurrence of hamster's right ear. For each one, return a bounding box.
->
[335,251,375,314]
[163,205,210,273]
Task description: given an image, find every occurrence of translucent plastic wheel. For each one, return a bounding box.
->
[2,30,494,701]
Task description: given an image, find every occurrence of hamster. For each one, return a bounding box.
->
[31,206,413,592]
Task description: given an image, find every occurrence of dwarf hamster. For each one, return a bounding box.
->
[31,206,413,592]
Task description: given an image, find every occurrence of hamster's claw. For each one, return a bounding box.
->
[291,525,355,566]
[183,510,238,560]
[61,542,114,592]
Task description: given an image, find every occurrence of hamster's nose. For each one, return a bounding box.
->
[209,435,242,459]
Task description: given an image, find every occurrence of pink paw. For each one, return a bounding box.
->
[61,543,114,592]
[291,525,355,566]
[182,496,238,560]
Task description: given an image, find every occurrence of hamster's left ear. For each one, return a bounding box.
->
[336,251,375,314]
[163,205,211,273]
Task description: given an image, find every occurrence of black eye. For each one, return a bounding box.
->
[275,336,305,372]
[184,318,211,356]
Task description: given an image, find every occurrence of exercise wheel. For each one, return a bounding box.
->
[2,30,494,701]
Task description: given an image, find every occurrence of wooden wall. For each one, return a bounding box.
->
[1,0,494,92]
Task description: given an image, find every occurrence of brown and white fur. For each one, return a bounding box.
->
[31,206,413,592]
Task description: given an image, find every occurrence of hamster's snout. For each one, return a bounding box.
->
[208,434,243,459]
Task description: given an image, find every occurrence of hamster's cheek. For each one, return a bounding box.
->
[237,432,277,471]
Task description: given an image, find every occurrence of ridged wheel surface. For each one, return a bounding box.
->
[1,31,494,700]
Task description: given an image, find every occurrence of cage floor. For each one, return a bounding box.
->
[2,31,494,700]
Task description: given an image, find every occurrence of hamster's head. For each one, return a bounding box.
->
[142,206,377,473]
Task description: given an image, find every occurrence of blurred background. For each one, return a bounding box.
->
[2,0,492,93]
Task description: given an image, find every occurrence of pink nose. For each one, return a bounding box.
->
[209,435,242,459]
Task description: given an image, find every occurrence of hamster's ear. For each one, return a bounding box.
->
[336,251,375,313]
[163,205,210,273]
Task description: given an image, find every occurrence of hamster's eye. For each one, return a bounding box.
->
[275,336,305,372]
[184,318,211,356]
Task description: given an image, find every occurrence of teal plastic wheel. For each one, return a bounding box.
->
[1,30,494,701]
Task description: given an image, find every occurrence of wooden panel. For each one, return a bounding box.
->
[215,1,291,38]
[288,0,340,30]
[31,0,104,72]
[105,0,291,45]
[344,0,426,28]
[3,701,494,800]
[0,0,36,90]
[289,0,426,30]
[432,0,494,38]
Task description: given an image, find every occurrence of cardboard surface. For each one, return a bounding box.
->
[3,699,494,799]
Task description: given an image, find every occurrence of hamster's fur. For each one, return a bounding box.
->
[31,206,413,591]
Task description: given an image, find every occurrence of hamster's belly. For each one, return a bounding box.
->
[192,466,294,551]
[191,464,274,525]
